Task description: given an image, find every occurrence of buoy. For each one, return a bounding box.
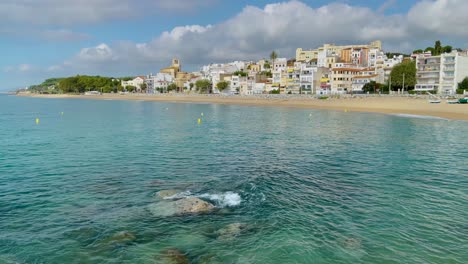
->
[201,112,204,116]
[197,118,202,124]
[344,109,348,113]
[35,118,40,124]
[61,112,64,116]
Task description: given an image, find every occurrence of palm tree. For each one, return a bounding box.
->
[270,51,278,71]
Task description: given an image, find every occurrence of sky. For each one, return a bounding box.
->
[1,0,468,90]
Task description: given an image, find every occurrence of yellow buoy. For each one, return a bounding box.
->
[197,118,202,124]
[35,118,40,124]
[344,109,348,113]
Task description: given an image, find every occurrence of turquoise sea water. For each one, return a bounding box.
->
[0,94,467,263]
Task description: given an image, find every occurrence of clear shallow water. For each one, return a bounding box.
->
[0,94,467,264]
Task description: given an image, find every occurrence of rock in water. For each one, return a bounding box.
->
[159,248,189,264]
[176,197,215,214]
[155,190,180,199]
[215,223,245,241]
[100,231,136,245]
[148,197,215,217]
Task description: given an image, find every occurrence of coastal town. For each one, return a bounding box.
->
[20,40,468,98]
[113,40,468,97]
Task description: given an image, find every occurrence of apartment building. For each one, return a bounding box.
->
[415,51,468,94]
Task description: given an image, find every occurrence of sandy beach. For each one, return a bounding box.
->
[16,93,468,121]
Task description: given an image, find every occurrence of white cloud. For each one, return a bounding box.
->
[0,0,216,26]
[407,0,468,36]
[378,0,397,13]
[3,64,33,73]
[29,0,468,78]
[77,44,116,62]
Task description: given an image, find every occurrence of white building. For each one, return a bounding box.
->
[415,51,468,94]
[273,58,287,72]
[299,63,317,94]
[122,76,145,91]
[230,75,246,94]
[145,73,174,93]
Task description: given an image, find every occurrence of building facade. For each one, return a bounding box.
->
[415,51,468,94]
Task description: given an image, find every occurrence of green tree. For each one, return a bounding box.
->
[362,81,380,93]
[434,40,442,55]
[425,47,435,55]
[195,79,212,93]
[189,83,194,90]
[442,45,453,53]
[140,83,147,93]
[389,61,417,91]
[216,81,230,92]
[233,71,247,77]
[261,71,273,78]
[412,49,424,54]
[458,77,468,90]
[167,83,177,92]
[101,85,113,93]
[270,51,278,70]
[264,62,271,69]
[126,85,136,92]
[270,89,280,94]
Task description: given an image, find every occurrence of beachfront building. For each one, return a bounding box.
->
[351,74,379,93]
[297,40,382,67]
[330,64,365,94]
[415,51,468,94]
[230,75,246,94]
[145,73,174,93]
[121,76,145,91]
[315,68,332,95]
[159,58,194,91]
[299,63,317,94]
[183,75,203,92]
[240,72,269,95]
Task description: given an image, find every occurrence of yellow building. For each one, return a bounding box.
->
[296,40,382,64]
[160,58,181,78]
[160,58,193,91]
[296,48,319,62]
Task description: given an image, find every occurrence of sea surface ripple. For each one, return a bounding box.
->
[0,94,467,263]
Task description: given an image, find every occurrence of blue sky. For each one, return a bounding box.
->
[1,0,467,91]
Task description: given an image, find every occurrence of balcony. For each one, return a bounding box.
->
[415,84,439,91]
[418,67,440,72]
[417,75,439,79]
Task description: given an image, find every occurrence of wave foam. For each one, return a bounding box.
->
[197,192,241,207]
[163,191,192,200]
[392,114,448,120]
[161,190,242,207]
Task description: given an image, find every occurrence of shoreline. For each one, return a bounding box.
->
[16,93,468,121]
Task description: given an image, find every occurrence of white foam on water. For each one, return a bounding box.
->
[163,191,192,200]
[161,190,242,207]
[197,192,242,207]
[392,113,448,120]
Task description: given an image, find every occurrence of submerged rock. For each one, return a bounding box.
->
[155,190,180,199]
[215,223,246,241]
[341,237,361,250]
[100,231,136,245]
[159,248,189,264]
[197,253,222,264]
[149,197,215,217]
